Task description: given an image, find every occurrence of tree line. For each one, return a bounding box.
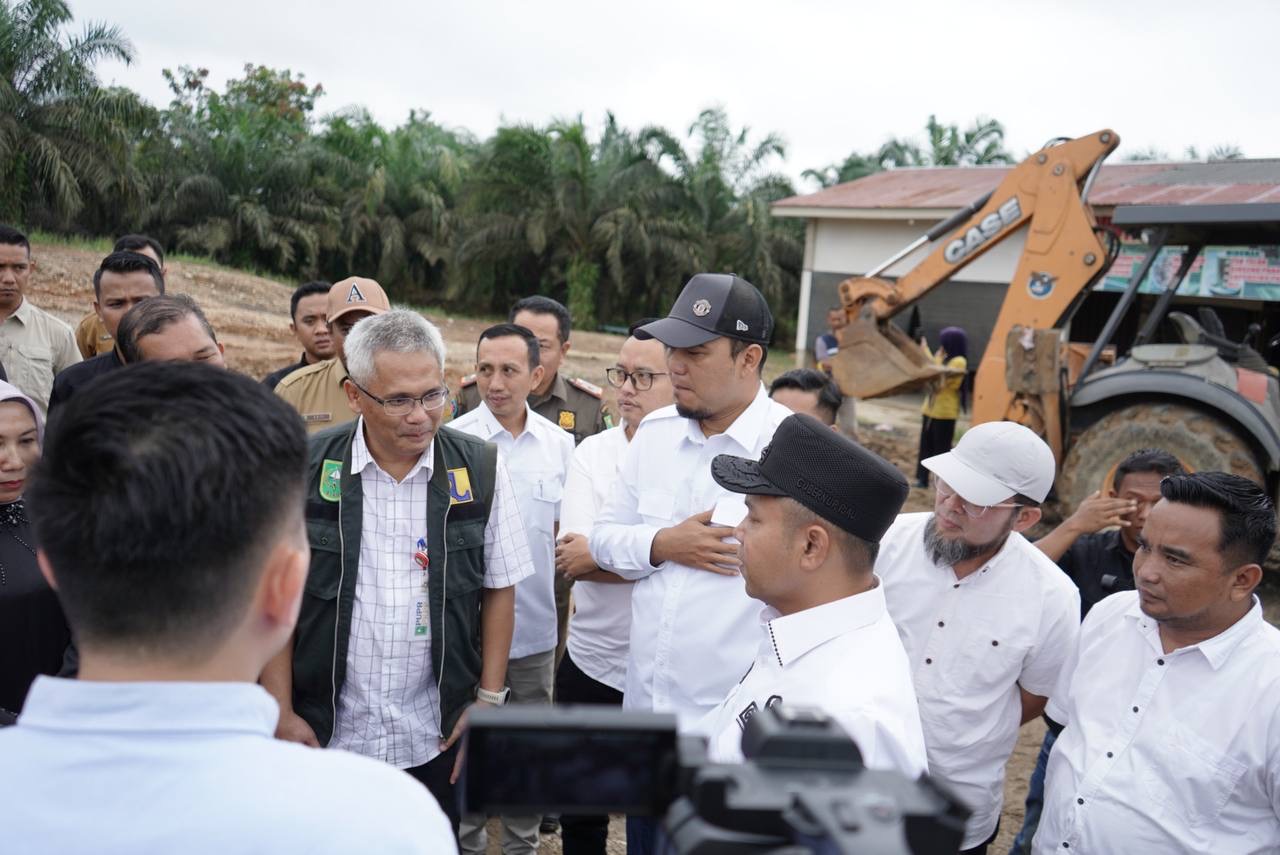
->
[4,0,1240,337]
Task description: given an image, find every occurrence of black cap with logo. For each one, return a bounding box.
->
[711,414,909,543]
[639,273,773,348]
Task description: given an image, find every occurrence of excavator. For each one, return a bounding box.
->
[829,129,1280,519]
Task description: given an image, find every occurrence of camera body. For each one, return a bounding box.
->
[463,704,969,854]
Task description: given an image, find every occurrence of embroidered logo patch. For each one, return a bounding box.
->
[448,468,474,505]
[558,410,576,431]
[346,282,366,303]
[736,700,759,731]
[692,298,712,317]
[319,459,343,502]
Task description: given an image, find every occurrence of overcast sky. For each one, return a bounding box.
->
[77,0,1279,190]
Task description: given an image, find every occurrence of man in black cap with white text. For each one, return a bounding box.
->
[591,273,792,855]
[693,414,928,778]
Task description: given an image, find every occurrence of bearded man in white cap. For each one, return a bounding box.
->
[876,421,1080,855]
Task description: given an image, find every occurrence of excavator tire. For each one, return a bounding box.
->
[1060,401,1265,513]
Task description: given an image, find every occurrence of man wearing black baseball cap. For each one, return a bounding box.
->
[590,273,792,855]
[693,414,928,777]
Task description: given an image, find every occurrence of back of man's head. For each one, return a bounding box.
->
[116,294,218,363]
[27,362,308,660]
[1160,472,1276,568]
[769,368,843,425]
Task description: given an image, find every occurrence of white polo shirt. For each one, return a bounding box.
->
[877,512,1080,849]
[591,385,792,725]
[450,402,575,659]
[0,677,455,854]
[1033,591,1280,854]
[694,580,928,777]
[560,424,633,691]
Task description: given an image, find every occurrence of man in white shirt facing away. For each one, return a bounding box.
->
[0,361,454,854]
[553,318,673,855]
[1034,472,1280,854]
[450,323,575,855]
[876,422,1080,854]
[695,413,928,778]
[590,273,792,855]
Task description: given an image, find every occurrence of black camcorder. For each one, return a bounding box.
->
[463,704,970,854]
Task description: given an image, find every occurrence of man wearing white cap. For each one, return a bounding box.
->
[876,421,1080,855]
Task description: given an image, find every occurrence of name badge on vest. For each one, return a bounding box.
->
[319,459,343,502]
[304,412,333,424]
[448,467,474,505]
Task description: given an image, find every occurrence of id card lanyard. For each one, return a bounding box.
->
[410,536,431,640]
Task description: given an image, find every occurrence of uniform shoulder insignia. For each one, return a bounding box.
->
[568,377,603,398]
[460,373,477,387]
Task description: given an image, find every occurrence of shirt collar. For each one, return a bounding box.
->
[327,358,350,388]
[763,578,888,668]
[18,676,280,736]
[350,416,434,482]
[9,296,32,324]
[474,400,536,441]
[1125,594,1264,670]
[683,383,771,449]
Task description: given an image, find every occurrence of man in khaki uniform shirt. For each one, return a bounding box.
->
[75,234,167,359]
[275,277,389,433]
[0,226,81,415]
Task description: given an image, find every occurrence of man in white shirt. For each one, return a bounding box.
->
[590,273,792,855]
[261,310,532,839]
[1034,472,1280,854]
[876,421,1080,854]
[0,361,454,854]
[450,323,575,855]
[0,225,81,414]
[695,413,928,779]
[552,318,673,855]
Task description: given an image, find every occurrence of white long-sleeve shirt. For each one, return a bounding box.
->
[1034,592,1280,854]
[590,385,792,724]
[450,402,574,659]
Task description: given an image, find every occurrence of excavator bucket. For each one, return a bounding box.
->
[830,317,950,399]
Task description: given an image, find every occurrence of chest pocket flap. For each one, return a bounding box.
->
[303,519,342,599]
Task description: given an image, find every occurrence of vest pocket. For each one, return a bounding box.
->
[445,518,487,594]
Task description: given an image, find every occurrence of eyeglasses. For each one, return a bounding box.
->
[606,367,668,391]
[350,379,449,416]
[934,479,1020,519]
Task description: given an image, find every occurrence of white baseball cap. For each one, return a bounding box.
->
[922,421,1056,505]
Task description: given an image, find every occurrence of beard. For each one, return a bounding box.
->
[923,514,1015,567]
[675,403,714,421]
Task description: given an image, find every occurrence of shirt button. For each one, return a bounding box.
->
[1076,798,1084,805]
[953,583,960,589]
[1062,843,1070,849]
[925,658,933,665]
[937,621,945,627]
[991,640,999,647]
[1132,706,1139,713]
[1157,659,1165,666]
[1106,751,1114,758]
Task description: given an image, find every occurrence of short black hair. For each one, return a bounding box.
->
[769,368,843,425]
[1160,472,1276,567]
[290,280,331,320]
[785,499,880,570]
[629,317,660,339]
[729,338,769,374]
[478,322,540,370]
[116,294,218,363]
[510,295,571,344]
[92,251,165,300]
[113,233,165,267]
[26,362,307,657]
[1114,448,1185,489]
[0,225,30,255]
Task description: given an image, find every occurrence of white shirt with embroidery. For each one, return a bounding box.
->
[876,512,1080,849]
[329,420,533,768]
[693,579,928,778]
[1033,592,1280,854]
[590,385,792,725]
[449,402,574,659]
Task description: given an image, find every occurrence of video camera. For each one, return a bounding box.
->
[463,704,970,854]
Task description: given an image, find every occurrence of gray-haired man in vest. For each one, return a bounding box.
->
[261,309,535,837]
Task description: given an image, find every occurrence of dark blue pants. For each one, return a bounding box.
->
[1009,729,1056,854]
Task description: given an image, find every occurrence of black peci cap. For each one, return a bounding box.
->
[639,273,773,348]
[711,414,909,543]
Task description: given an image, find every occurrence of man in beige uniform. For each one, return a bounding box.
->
[75,234,167,359]
[275,277,389,433]
[0,225,81,416]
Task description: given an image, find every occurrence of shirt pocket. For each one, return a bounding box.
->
[303,520,342,600]
[944,606,1031,696]
[18,344,53,382]
[637,489,676,525]
[1138,721,1247,827]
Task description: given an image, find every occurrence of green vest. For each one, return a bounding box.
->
[292,421,498,745]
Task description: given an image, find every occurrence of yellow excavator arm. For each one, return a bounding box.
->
[831,130,1120,435]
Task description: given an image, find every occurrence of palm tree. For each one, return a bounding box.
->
[0,0,147,226]
[878,115,1014,167]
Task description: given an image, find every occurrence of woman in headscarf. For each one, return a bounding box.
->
[0,379,68,717]
[916,326,971,488]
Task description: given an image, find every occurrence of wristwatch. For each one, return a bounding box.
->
[476,686,510,706]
